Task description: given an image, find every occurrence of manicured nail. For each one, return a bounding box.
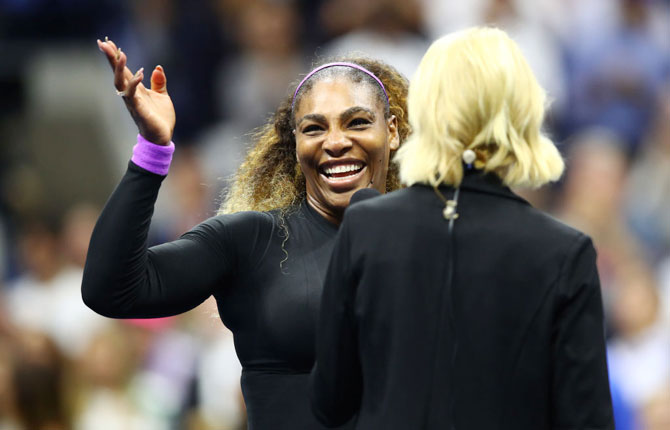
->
[134,67,144,78]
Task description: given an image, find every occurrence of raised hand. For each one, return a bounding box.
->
[97,38,176,146]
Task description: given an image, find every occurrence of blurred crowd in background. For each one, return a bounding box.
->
[0,0,668,429]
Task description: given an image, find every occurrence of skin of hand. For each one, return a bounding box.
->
[97,38,176,146]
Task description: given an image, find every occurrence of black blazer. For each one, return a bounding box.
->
[310,171,614,429]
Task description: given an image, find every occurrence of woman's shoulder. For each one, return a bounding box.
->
[343,186,430,221]
[176,210,280,272]
[183,210,277,242]
[524,206,591,245]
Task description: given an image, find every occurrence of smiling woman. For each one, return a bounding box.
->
[294,74,399,223]
[82,41,408,430]
[221,57,409,218]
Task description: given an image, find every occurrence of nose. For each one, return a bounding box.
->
[322,129,352,157]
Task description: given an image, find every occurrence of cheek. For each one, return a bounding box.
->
[368,146,391,184]
[295,140,321,180]
[295,140,314,166]
[367,133,392,169]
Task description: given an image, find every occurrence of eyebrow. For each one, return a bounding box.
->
[297,113,327,126]
[296,106,376,127]
[340,106,376,122]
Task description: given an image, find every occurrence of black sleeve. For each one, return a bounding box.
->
[82,161,270,319]
[310,214,362,427]
[551,236,614,429]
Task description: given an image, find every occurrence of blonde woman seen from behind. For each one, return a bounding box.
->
[396,27,564,189]
[311,27,614,429]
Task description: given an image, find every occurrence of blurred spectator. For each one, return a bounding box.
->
[609,380,638,430]
[482,0,567,115]
[6,330,70,430]
[113,0,232,144]
[61,204,101,268]
[4,215,107,359]
[0,216,12,283]
[151,150,216,243]
[193,124,248,207]
[125,319,200,428]
[420,0,567,113]
[0,338,19,430]
[181,297,245,429]
[641,387,670,430]
[198,0,306,199]
[607,261,670,427]
[319,0,427,77]
[74,324,158,430]
[563,0,669,153]
[191,328,245,429]
[217,0,304,130]
[657,258,670,328]
[625,86,670,263]
[75,315,204,429]
[556,129,646,291]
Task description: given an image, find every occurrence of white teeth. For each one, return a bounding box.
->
[324,164,362,175]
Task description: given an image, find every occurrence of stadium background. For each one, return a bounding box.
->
[0,0,668,428]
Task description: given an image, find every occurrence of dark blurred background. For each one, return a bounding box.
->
[0,0,668,429]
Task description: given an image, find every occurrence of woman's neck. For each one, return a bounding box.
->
[305,195,343,226]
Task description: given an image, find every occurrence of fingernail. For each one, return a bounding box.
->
[134,67,144,78]
[105,36,109,42]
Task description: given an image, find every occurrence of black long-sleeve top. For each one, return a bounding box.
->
[311,171,614,429]
[82,162,354,429]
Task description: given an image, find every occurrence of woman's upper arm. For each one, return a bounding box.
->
[551,236,614,429]
[84,206,272,318]
[82,161,274,319]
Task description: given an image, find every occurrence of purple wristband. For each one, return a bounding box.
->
[131,134,175,176]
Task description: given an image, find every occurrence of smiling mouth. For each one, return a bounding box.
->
[320,162,365,180]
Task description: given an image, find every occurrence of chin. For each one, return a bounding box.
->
[327,191,356,211]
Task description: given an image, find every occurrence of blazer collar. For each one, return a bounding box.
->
[415,169,530,206]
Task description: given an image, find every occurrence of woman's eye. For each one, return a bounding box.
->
[349,118,371,128]
[302,125,324,134]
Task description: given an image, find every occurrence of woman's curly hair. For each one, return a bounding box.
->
[219,56,410,214]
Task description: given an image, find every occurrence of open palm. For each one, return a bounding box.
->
[98,38,176,146]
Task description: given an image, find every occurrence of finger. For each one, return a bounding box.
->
[124,68,145,100]
[150,65,168,94]
[105,37,119,52]
[97,39,118,71]
[119,50,135,82]
[97,38,121,67]
[113,50,128,91]
[98,39,134,82]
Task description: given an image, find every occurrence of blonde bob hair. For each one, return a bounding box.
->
[395,27,564,188]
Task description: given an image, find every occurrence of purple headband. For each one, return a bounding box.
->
[291,62,389,110]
